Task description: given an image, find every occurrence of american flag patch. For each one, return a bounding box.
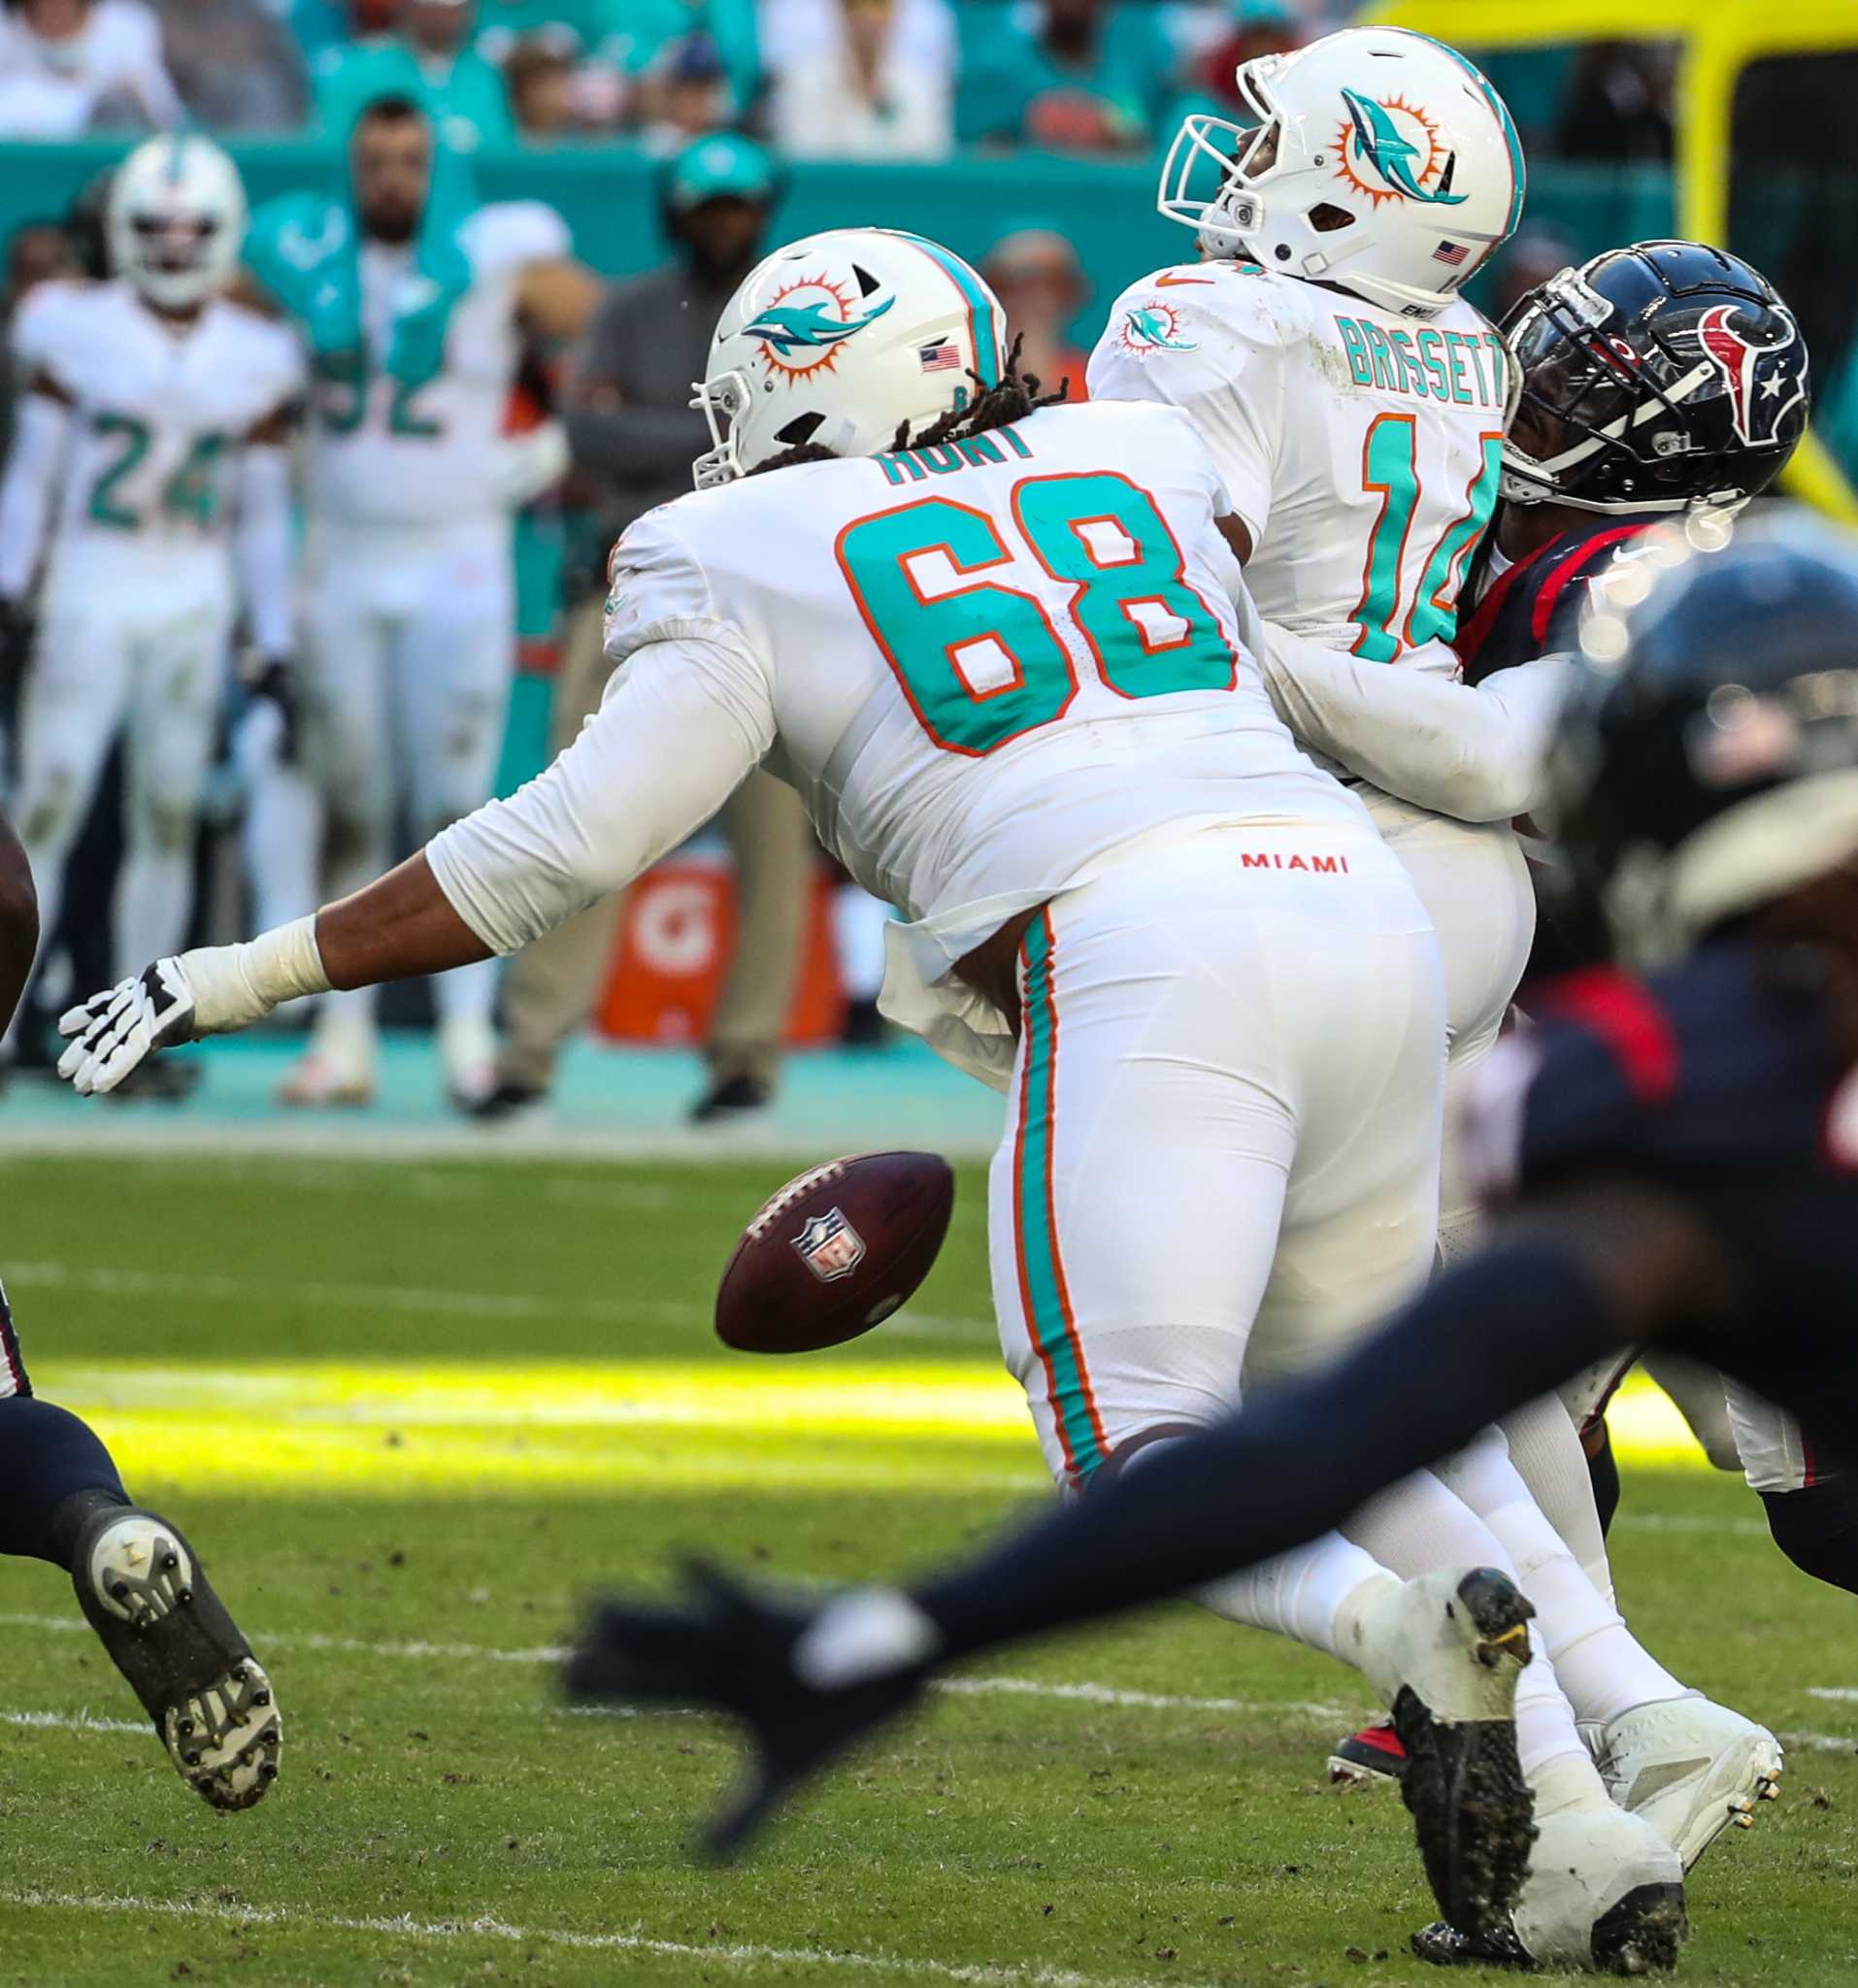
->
[918,342,961,373]
[1433,240,1470,267]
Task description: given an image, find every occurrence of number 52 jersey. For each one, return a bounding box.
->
[431,398,1376,1083]
[13,277,303,573]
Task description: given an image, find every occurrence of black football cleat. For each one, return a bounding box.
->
[566,1561,926,1857]
[71,1505,280,1811]
[1330,1718,1408,1786]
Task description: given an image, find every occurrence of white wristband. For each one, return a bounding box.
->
[179,915,332,1036]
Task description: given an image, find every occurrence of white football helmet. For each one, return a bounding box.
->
[1157,26,1524,319]
[692,227,1010,488]
[108,134,248,311]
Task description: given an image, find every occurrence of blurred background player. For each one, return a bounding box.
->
[0,133,301,1096]
[242,90,596,1110]
[0,795,280,1809]
[473,131,812,1126]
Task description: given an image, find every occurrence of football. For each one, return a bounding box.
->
[714,1150,957,1353]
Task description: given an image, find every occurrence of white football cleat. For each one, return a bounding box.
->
[1592,1696,1783,1870]
[1415,1806,1687,1973]
[1350,1568,1538,1943]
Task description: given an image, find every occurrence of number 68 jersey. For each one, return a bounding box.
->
[13,277,303,576]
[586,398,1371,1077]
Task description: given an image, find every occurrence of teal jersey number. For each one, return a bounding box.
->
[86,414,229,532]
[315,348,445,441]
[1407,432,1503,649]
[85,413,150,528]
[838,473,1235,756]
[1349,414,1503,660]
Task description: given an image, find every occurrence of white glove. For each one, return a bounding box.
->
[57,958,198,1095]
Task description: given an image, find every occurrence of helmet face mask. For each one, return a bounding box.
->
[1155,26,1524,318]
[689,227,1010,488]
[108,135,247,311]
[1501,243,1809,515]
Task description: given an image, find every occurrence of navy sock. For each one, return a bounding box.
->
[0,1397,129,1569]
[1762,1478,1858,1596]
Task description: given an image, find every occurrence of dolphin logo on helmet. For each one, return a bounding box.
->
[1339,89,1467,207]
[743,294,895,359]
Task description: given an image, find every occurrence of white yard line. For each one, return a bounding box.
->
[1780,1731,1858,1755]
[0,1889,1194,1988]
[1808,1688,1858,1704]
[0,1611,1349,1722]
[0,1708,145,1736]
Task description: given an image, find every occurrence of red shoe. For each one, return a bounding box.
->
[1328,1719,1408,1785]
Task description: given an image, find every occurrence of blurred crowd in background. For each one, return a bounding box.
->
[0,0,1676,165]
[0,0,1825,1130]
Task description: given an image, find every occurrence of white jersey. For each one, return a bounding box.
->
[12,278,302,565]
[1088,262,1512,676]
[304,202,569,532]
[428,399,1375,1080]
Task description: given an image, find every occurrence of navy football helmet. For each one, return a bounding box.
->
[1546,511,1858,966]
[1501,241,1808,514]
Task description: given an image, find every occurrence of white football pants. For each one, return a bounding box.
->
[6,539,230,1042]
[990,820,1444,1486]
[296,516,514,1034]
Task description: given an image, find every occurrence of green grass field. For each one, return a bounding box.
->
[0,1150,1853,1988]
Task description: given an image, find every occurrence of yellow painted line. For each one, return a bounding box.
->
[28,1361,1711,1498]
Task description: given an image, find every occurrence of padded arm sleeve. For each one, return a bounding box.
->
[1259,623,1569,822]
[425,631,778,956]
[0,393,69,599]
[234,442,295,658]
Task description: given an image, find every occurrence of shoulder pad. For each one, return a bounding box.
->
[603,503,716,665]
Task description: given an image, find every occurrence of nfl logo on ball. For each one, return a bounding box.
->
[791,1208,867,1282]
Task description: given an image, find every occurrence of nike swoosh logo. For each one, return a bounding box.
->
[1154,272,1215,286]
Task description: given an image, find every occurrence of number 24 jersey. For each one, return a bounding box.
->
[13,277,302,559]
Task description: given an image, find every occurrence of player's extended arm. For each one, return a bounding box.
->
[0,383,72,603]
[569,1180,1730,1851]
[1259,624,1570,823]
[55,633,777,1094]
[0,804,39,1042]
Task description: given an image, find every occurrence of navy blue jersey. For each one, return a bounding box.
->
[1485,944,1858,1466]
[1460,514,1669,684]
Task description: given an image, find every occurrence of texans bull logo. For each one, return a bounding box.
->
[1694,302,1807,448]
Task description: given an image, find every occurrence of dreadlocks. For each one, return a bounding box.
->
[746,336,1068,479]
[895,335,1069,451]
